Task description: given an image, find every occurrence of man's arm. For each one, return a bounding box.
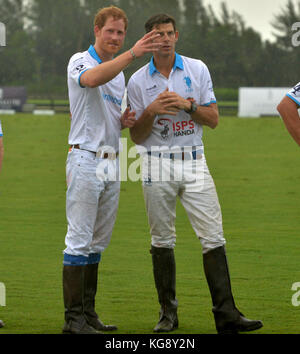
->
[0,137,3,173]
[81,30,160,88]
[188,102,219,129]
[277,96,300,146]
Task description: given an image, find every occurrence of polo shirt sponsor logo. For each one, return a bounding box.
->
[75,64,86,73]
[173,120,195,137]
[184,76,193,93]
[157,118,172,140]
[146,84,159,97]
[102,93,122,107]
[157,118,195,139]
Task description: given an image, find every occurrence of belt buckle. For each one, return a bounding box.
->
[96,150,105,159]
[96,150,117,160]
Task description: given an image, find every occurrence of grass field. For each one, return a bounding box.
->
[0,113,299,334]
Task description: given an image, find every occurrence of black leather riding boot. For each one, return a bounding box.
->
[83,263,117,331]
[151,246,178,332]
[203,246,263,334]
[62,265,99,334]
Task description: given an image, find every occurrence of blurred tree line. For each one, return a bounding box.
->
[0,0,299,98]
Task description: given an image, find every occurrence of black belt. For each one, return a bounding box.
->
[71,144,95,154]
[70,145,119,159]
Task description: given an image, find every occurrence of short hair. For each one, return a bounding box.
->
[94,6,128,31]
[145,14,176,33]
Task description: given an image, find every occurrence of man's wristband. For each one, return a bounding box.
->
[129,48,136,60]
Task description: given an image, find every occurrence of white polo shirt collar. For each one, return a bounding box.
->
[149,52,184,76]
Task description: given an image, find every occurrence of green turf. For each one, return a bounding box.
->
[0,113,299,334]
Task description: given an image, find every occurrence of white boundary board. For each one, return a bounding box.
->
[238,87,290,118]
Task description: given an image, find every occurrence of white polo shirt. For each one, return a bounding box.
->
[0,120,3,137]
[127,53,216,152]
[287,82,300,106]
[67,45,125,153]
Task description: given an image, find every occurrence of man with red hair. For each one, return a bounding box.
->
[63,6,161,334]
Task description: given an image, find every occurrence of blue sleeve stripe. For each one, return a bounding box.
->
[0,134,3,137]
[202,100,217,107]
[286,94,300,106]
[78,69,89,88]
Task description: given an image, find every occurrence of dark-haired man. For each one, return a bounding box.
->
[127,13,263,334]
